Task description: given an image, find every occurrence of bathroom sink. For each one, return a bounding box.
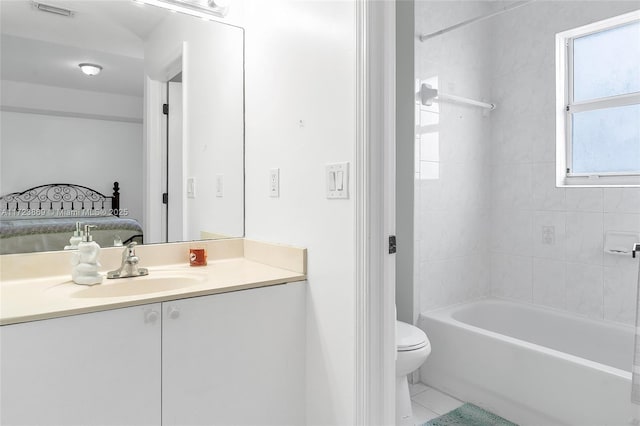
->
[71,272,206,299]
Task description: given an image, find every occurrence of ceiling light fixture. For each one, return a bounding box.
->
[78,63,103,76]
[135,0,230,19]
[32,1,74,17]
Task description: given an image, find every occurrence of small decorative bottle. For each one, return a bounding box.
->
[64,222,83,250]
[71,225,103,286]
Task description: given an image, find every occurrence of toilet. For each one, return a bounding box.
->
[396,321,431,426]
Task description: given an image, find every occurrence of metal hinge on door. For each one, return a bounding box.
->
[162,193,168,204]
[163,104,169,115]
[388,235,397,254]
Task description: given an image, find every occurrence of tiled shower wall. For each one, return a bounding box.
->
[415,1,493,312]
[488,1,640,325]
[416,1,640,325]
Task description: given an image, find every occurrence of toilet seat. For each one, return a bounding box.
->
[396,321,429,352]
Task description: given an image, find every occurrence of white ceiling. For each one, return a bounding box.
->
[0,0,170,97]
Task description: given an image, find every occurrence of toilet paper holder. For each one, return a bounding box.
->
[604,231,640,257]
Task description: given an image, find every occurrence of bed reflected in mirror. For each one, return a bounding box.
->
[0,0,244,255]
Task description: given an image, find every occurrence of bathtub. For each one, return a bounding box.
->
[419,298,635,426]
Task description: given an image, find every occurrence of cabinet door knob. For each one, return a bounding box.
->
[167,306,180,320]
[144,309,159,324]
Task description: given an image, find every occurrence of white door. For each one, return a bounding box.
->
[0,305,161,425]
[162,283,306,425]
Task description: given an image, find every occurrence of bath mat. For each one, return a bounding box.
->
[422,403,518,426]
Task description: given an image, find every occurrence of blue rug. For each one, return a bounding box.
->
[422,403,518,426]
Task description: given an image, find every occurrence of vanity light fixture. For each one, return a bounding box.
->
[135,0,230,19]
[78,63,103,76]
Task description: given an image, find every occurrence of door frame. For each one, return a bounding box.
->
[166,79,185,243]
[354,1,396,425]
[143,53,183,244]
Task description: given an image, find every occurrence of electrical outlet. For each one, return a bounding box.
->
[269,168,279,198]
[542,226,555,245]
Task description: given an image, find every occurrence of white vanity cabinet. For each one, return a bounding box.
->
[1,281,306,426]
[0,304,162,426]
[161,281,306,425]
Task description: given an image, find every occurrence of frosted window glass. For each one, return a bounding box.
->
[572,104,640,173]
[573,21,640,102]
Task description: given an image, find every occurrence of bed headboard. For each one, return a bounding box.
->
[0,182,121,217]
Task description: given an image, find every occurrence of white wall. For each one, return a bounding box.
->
[0,81,143,223]
[488,1,640,325]
[1,80,142,121]
[145,15,244,240]
[243,1,356,424]
[415,1,493,312]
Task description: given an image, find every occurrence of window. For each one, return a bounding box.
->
[556,11,640,186]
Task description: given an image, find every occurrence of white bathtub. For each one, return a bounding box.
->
[419,298,635,426]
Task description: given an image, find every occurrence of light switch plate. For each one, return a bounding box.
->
[187,177,196,199]
[269,168,279,198]
[326,162,349,199]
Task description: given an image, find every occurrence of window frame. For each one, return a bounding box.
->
[555,10,640,187]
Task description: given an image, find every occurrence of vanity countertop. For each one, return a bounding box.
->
[0,239,306,326]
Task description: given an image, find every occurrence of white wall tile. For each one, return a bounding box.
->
[491,254,533,302]
[420,132,440,162]
[420,208,490,262]
[482,2,640,323]
[420,210,459,261]
[417,177,444,212]
[419,161,440,180]
[419,260,448,312]
[604,188,640,214]
[490,125,533,165]
[533,258,566,310]
[491,64,554,119]
[415,1,639,320]
[565,188,603,212]
[566,262,604,319]
[439,111,491,166]
[532,162,565,211]
[565,212,604,265]
[415,138,421,176]
[603,265,638,325]
[533,210,566,260]
[491,209,533,256]
[419,256,489,312]
[531,121,557,163]
[419,109,439,126]
[491,164,533,210]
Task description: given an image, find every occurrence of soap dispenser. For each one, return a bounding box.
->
[64,222,83,250]
[71,225,103,285]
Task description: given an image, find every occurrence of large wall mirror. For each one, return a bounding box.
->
[0,0,245,255]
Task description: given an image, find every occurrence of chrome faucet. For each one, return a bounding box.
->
[107,242,149,279]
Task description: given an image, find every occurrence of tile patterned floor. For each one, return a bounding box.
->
[409,383,465,425]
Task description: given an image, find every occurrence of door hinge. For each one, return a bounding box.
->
[162,193,168,204]
[388,235,396,254]
[163,103,169,115]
